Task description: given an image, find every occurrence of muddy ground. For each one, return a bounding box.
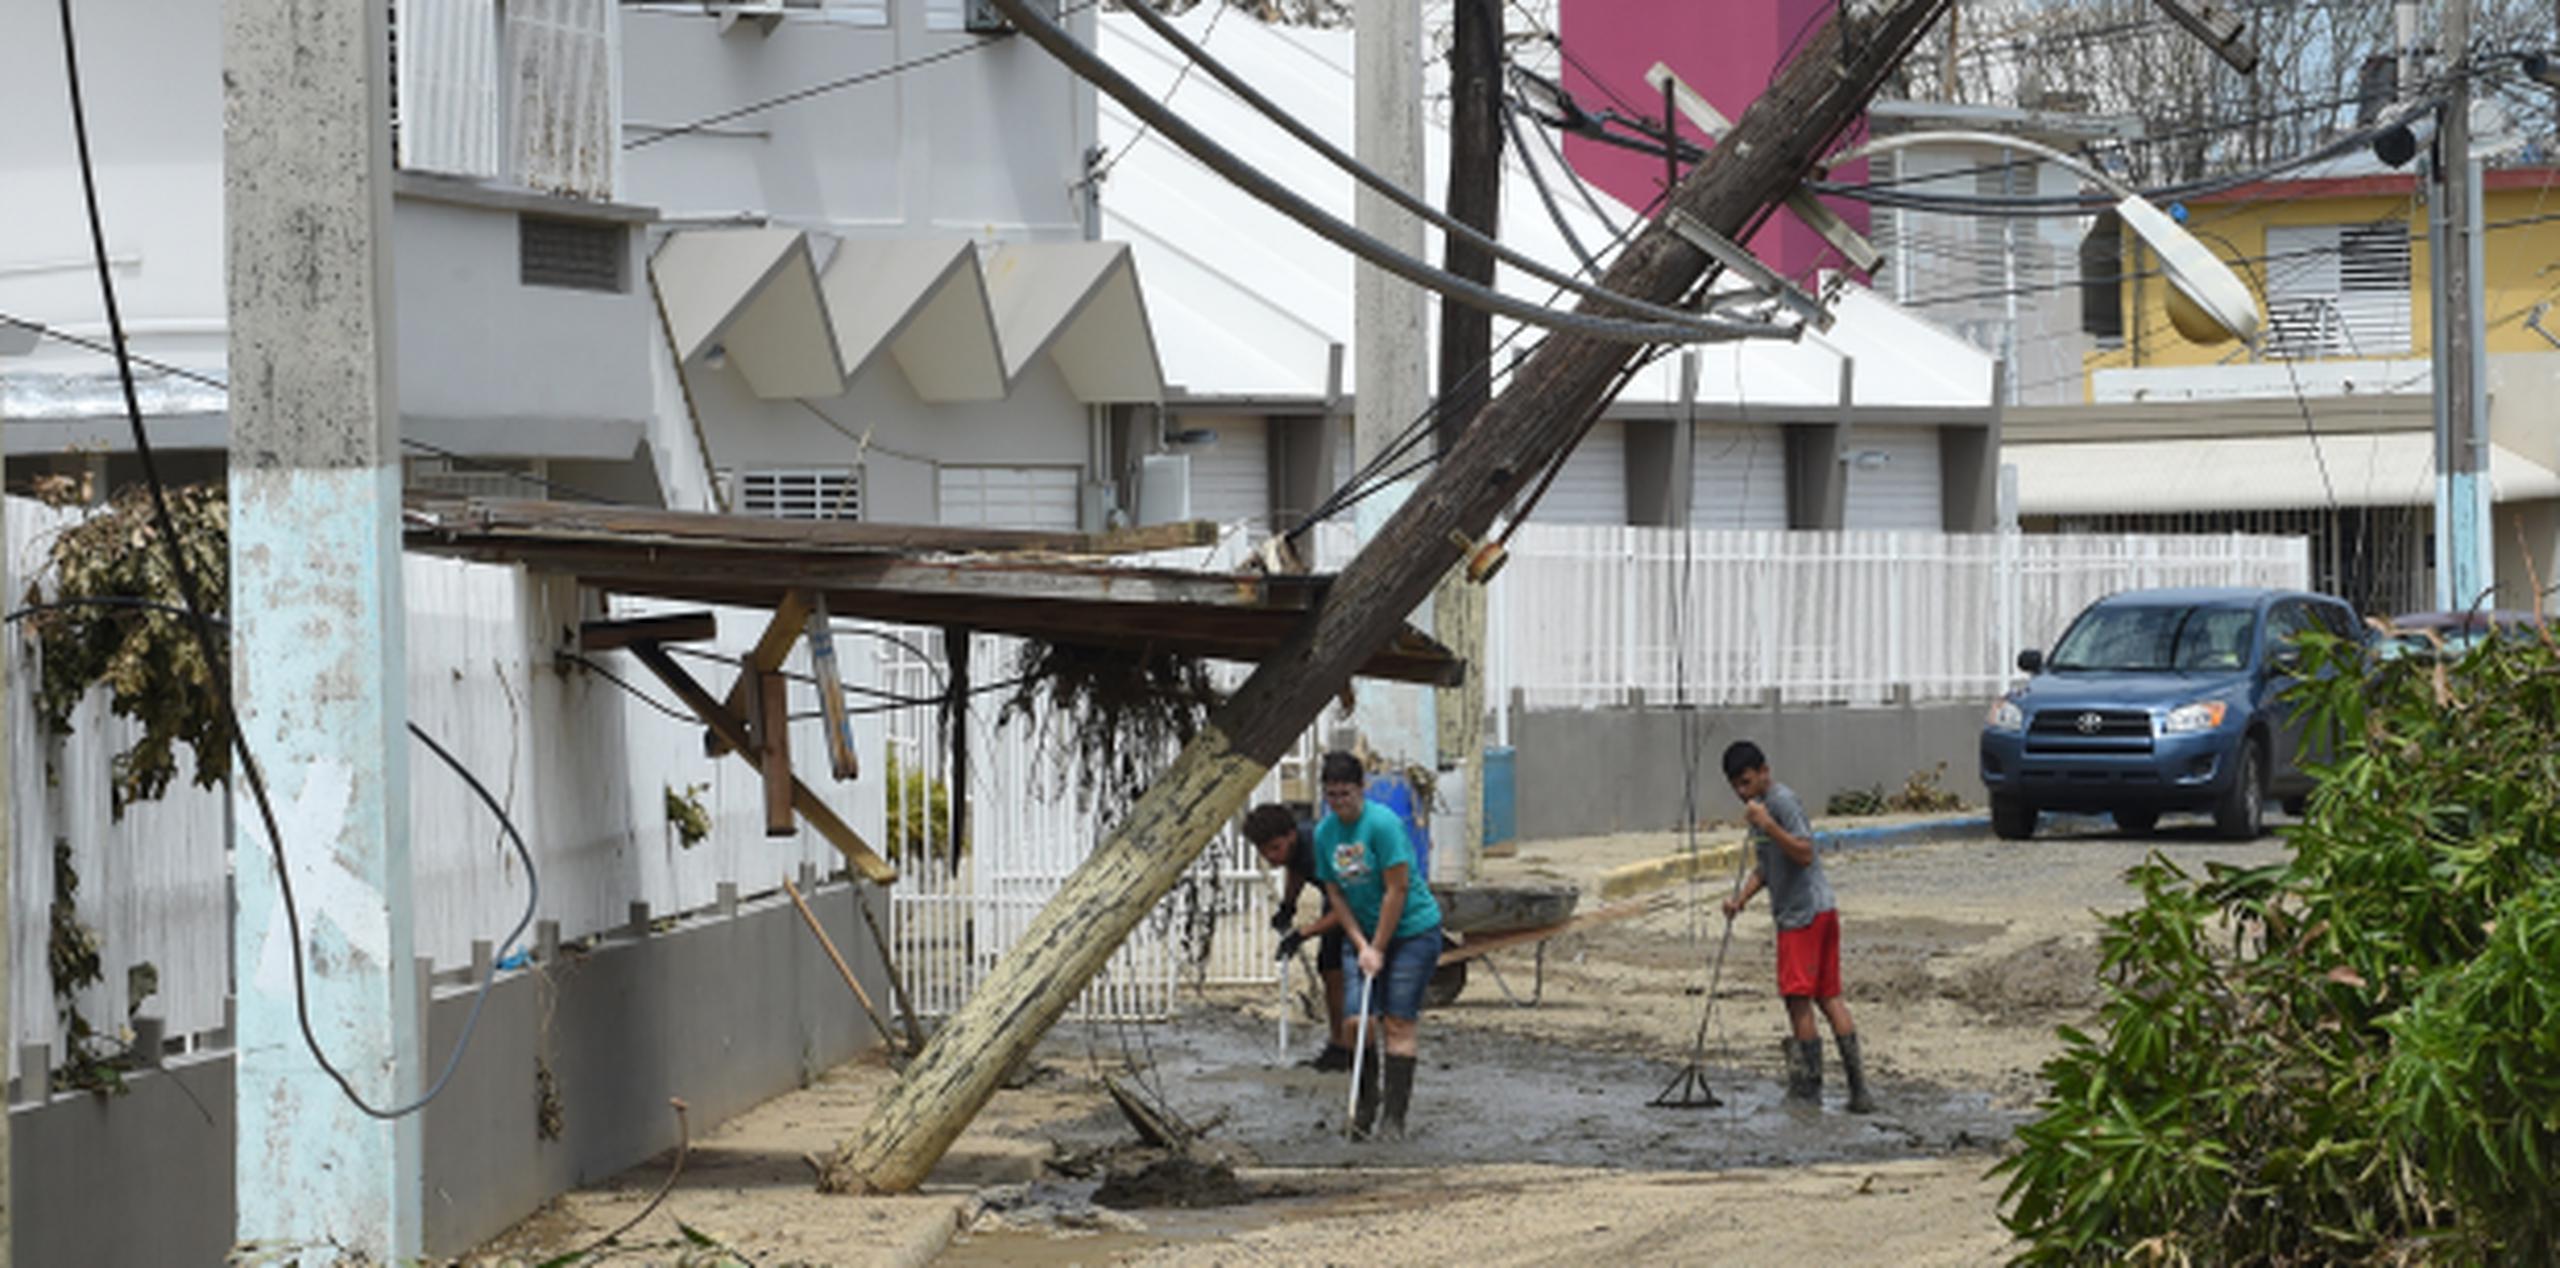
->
[475,817,2290,1266]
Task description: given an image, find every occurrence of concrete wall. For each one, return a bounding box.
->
[7,878,891,1264]
[1510,698,1985,841]
[620,2,1096,240]
[391,194,656,457]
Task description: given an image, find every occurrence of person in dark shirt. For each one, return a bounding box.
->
[1718,739,1877,1114]
[1245,802,1352,1070]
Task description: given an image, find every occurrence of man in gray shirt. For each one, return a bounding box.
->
[1719,740,1876,1114]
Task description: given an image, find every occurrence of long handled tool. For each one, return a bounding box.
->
[1344,967,1375,1135]
[1650,907,1735,1108]
[1276,951,1293,1062]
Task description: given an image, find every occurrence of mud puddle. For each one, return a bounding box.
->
[1040,1005,2022,1176]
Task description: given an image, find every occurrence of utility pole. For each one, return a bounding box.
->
[1351,0,1436,778]
[1434,0,1503,879]
[823,0,1954,1195]
[2437,0,2495,609]
[225,0,421,1258]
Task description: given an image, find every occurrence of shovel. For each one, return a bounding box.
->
[1276,950,1293,1063]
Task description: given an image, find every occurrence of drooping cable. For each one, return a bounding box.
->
[981,0,1783,346]
[1115,0,1741,337]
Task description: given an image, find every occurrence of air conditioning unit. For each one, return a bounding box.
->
[964,0,1055,35]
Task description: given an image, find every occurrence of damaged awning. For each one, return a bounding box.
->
[2009,432,2560,515]
[650,228,1166,405]
[402,497,1459,685]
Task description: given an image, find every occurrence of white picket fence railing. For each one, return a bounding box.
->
[1483,526,2314,721]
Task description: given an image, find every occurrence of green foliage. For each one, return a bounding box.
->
[48,837,131,1097]
[663,781,712,849]
[1887,762,1966,814]
[1826,785,1887,817]
[23,483,229,817]
[884,749,961,862]
[1996,627,2560,1264]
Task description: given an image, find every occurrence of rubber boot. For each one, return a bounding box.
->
[1351,1048,1384,1139]
[1837,1032,1878,1114]
[1784,1038,1824,1109]
[1380,1055,1418,1140]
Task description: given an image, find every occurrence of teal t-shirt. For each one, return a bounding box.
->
[1312,800,1443,941]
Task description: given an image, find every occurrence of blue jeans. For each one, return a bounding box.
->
[1341,927,1445,1021]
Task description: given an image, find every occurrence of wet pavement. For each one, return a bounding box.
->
[1040,1004,2022,1177]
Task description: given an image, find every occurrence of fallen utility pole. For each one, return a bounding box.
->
[822,0,1954,1194]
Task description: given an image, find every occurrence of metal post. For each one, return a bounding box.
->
[225,0,419,1257]
[2436,0,2496,610]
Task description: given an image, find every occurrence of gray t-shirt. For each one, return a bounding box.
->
[1750,783,1834,931]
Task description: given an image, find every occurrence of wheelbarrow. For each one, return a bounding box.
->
[1423,882,1594,1007]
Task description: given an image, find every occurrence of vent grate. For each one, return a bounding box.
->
[740,468,862,521]
[519,215,626,292]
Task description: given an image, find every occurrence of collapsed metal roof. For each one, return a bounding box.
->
[401,498,1462,685]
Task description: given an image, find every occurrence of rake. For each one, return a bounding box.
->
[1649,906,1736,1108]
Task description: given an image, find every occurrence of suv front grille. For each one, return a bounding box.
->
[2025,708,2154,754]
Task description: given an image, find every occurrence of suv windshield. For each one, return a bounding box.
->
[2048,604,2258,672]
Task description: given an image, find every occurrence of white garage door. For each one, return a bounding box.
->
[1690,422,1788,530]
[1843,426,1944,531]
[1183,416,1270,531]
[938,465,1081,531]
[1537,419,1628,525]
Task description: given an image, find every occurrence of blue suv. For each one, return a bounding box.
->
[1979,587,2362,841]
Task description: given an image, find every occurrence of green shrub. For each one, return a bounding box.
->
[884,749,962,862]
[1996,626,2560,1264]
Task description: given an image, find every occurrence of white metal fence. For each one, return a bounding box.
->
[1484,526,2314,721]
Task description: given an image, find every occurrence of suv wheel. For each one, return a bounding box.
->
[1991,795,2038,840]
[2214,738,2266,841]
[2111,807,2160,836]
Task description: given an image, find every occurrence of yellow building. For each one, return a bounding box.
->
[2001,166,2560,616]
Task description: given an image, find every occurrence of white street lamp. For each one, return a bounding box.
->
[1823,130,2263,347]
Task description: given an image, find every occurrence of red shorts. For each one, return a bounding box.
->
[1775,909,1843,1000]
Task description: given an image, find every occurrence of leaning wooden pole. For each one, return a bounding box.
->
[822,0,1951,1194]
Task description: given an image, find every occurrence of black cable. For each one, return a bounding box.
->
[2,597,537,1118]
[557,651,700,723]
[54,0,504,1120]
[0,311,628,507]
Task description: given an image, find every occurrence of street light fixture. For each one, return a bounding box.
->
[1822,130,2264,347]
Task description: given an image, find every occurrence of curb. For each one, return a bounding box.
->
[1817,814,1992,852]
[1596,813,1986,902]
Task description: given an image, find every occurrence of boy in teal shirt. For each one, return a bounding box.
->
[1311,751,1444,1139]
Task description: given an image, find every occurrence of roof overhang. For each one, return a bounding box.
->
[652,227,1165,406]
[2010,432,2560,515]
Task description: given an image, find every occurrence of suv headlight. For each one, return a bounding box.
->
[2160,700,2228,735]
[1986,698,2024,732]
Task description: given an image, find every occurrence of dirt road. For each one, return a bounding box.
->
[474,820,2289,1266]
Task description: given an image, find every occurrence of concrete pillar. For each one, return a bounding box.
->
[1353,0,1436,773]
[224,0,419,1258]
[0,466,12,1268]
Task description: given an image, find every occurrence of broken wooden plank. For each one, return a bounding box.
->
[407,495,1219,558]
[710,591,814,759]
[784,877,901,1051]
[756,669,794,837]
[626,641,898,884]
[576,611,718,651]
[807,595,860,781]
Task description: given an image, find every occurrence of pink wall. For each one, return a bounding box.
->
[1557,0,1870,284]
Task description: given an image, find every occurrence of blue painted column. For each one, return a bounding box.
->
[224,0,419,1258]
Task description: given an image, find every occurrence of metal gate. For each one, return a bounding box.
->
[880,627,1287,1024]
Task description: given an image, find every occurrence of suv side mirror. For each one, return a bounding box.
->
[2271,647,2303,676]
[2017,648,2044,674]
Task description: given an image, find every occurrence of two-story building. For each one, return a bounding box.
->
[2006,163,2560,615]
